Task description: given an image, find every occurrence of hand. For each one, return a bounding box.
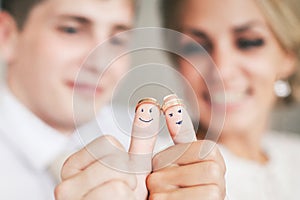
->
[147,140,226,200]
[54,136,137,200]
[147,95,226,199]
[55,99,160,200]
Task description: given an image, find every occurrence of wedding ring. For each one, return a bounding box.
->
[161,94,185,114]
[135,97,161,112]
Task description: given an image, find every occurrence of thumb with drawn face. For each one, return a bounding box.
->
[129,98,160,200]
[147,96,226,200]
[162,94,197,144]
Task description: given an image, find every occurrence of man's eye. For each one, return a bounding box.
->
[110,36,129,47]
[237,38,264,50]
[111,37,123,45]
[169,113,173,117]
[180,43,207,56]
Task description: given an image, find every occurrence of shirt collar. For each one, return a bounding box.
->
[0,84,76,171]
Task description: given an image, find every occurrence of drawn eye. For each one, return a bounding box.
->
[178,109,182,113]
[141,108,144,112]
[149,108,152,113]
[169,113,173,117]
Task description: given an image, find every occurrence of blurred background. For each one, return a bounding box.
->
[1,0,300,134]
[134,0,300,134]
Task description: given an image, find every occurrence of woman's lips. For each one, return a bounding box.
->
[66,81,104,96]
[203,89,252,110]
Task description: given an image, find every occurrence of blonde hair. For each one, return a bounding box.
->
[254,0,300,102]
[160,0,300,102]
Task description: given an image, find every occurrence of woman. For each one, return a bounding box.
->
[160,0,300,199]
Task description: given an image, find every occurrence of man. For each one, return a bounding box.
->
[0,0,226,199]
[0,0,134,199]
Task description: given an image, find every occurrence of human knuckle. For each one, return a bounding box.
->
[206,185,223,200]
[207,161,223,181]
[54,181,72,200]
[147,173,162,190]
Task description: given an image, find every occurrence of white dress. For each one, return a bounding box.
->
[220,131,300,200]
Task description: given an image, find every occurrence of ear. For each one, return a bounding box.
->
[277,51,297,80]
[0,11,19,64]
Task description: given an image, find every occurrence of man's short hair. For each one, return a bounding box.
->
[1,0,43,29]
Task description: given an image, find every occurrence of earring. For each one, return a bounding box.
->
[274,80,291,98]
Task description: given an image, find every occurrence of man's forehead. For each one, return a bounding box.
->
[31,0,133,25]
[42,0,133,11]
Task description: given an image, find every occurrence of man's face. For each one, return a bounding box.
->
[6,0,134,133]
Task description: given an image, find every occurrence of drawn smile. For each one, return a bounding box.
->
[176,120,183,125]
[139,117,153,123]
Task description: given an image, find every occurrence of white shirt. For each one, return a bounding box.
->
[0,85,81,200]
[0,84,173,200]
[220,132,300,200]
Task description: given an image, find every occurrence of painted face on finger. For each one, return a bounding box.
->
[166,106,184,126]
[134,98,160,128]
[162,94,186,135]
[163,94,197,143]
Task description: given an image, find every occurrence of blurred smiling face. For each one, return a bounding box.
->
[7,0,134,134]
[178,0,295,136]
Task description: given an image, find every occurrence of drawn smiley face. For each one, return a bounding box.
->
[134,98,160,128]
[138,106,154,123]
[166,106,183,126]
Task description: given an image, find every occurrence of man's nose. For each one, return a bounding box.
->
[83,30,116,74]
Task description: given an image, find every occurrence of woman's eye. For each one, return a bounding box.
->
[141,108,144,112]
[169,113,173,117]
[237,38,264,50]
[149,108,153,113]
[178,109,182,113]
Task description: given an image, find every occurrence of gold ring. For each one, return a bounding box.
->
[161,98,185,114]
[135,97,161,112]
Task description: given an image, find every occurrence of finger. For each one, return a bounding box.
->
[152,140,225,172]
[128,98,160,199]
[82,180,135,200]
[62,135,126,180]
[149,184,225,200]
[147,161,225,193]
[129,98,160,171]
[162,94,196,144]
[56,156,136,199]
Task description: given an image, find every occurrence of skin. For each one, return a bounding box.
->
[58,100,226,200]
[1,0,133,134]
[0,0,226,199]
[146,95,225,199]
[163,94,197,143]
[178,0,296,162]
[130,102,160,199]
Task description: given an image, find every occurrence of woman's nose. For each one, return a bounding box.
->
[211,43,237,82]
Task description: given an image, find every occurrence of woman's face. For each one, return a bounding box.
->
[178,0,295,137]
